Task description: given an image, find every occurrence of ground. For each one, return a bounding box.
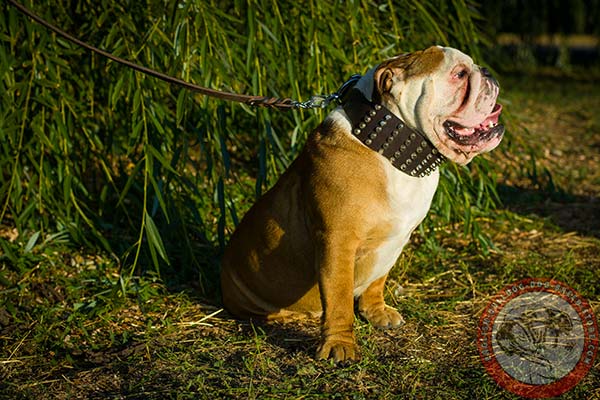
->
[1,74,599,399]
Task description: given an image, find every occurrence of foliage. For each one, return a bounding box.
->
[1,0,496,291]
[2,194,599,399]
[2,22,600,398]
[480,0,600,36]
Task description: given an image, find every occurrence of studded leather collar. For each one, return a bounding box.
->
[342,90,445,177]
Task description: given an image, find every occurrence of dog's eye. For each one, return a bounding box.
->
[454,69,468,79]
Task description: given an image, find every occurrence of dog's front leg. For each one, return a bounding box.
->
[358,274,405,329]
[315,234,360,363]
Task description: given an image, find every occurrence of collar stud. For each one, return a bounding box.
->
[342,90,445,177]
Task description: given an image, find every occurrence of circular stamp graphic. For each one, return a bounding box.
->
[478,278,598,398]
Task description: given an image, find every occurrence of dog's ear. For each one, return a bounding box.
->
[374,67,395,95]
[374,46,445,97]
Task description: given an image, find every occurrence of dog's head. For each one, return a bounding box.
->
[362,46,504,165]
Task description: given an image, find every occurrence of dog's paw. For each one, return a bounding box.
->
[316,337,360,364]
[360,305,405,329]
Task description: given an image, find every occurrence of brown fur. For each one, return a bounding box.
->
[222,48,444,321]
[221,116,397,360]
[220,46,496,363]
[380,46,444,78]
[373,46,444,102]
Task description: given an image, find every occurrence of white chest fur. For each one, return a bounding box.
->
[329,107,440,296]
[354,156,439,296]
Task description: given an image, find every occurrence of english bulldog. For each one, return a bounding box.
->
[221,46,504,363]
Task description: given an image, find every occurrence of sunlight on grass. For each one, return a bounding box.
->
[1,1,599,398]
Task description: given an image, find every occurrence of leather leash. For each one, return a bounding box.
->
[6,0,335,110]
[7,0,446,176]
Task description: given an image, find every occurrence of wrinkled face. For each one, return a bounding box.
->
[373,46,504,165]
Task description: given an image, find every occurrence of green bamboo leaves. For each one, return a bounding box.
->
[1,0,495,289]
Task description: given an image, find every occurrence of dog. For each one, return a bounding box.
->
[221,46,504,363]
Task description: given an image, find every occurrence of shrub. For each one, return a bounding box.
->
[1,0,495,291]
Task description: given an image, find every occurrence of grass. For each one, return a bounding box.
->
[1,73,600,399]
[2,1,600,398]
[1,0,494,286]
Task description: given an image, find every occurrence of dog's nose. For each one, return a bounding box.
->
[481,67,492,78]
[480,67,499,87]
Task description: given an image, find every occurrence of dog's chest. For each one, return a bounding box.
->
[354,163,439,295]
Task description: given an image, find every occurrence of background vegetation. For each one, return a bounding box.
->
[2,1,600,398]
[1,0,495,292]
[482,0,600,36]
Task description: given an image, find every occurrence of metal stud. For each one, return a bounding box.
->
[390,157,395,163]
[400,164,406,170]
[379,120,387,127]
[384,115,392,120]
[394,151,401,157]
[392,129,399,136]
[411,153,417,159]
[410,133,416,139]
[406,159,412,165]
[410,170,417,176]
[365,139,372,145]
[397,123,404,129]
[375,126,382,133]
[432,148,438,154]
[369,133,377,139]
[369,110,377,117]
[421,141,427,147]
[426,154,432,160]
[387,136,394,143]
[400,145,406,151]
[405,139,411,145]
[359,122,366,129]
[364,116,372,123]
[374,104,382,110]
[416,165,422,171]
[354,129,361,135]
[416,146,423,153]
[383,143,389,149]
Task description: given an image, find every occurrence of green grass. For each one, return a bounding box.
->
[2,74,600,399]
[1,0,494,289]
[2,211,598,398]
[2,1,600,398]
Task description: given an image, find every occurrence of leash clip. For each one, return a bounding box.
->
[293,94,334,109]
[292,74,362,109]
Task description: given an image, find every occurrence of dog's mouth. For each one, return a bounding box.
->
[443,103,504,146]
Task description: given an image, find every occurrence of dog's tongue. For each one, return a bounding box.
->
[478,103,502,129]
[453,103,503,136]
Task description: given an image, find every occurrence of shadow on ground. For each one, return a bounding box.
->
[498,184,600,238]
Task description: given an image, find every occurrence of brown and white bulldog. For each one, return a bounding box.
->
[221,46,504,363]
